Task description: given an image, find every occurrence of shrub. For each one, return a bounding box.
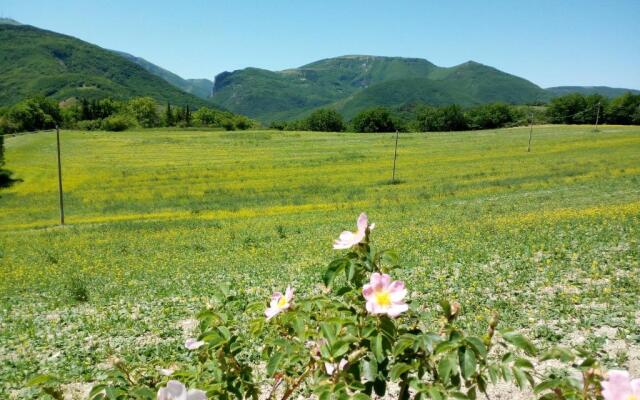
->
[4,96,61,132]
[305,109,345,132]
[29,212,612,400]
[76,119,103,131]
[414,104,468,132]
[127,97,160,128]
[101,114,136,131]
[352,107,399,133]
[466,103,518,129]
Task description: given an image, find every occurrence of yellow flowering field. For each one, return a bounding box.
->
[0,125,638,397]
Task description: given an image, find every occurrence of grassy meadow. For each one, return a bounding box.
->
[0,125,639,397]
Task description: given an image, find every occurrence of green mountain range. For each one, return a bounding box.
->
[210,55,551,122]
[1,19,638,123]
[0,23,211,107]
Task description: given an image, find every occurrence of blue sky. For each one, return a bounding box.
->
[2,0,639,88]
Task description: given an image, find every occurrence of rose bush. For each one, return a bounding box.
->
[31,213,634,399]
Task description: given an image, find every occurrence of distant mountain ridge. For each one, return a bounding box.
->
[546,86,640,97]
[111,51,214,99]
[0,23,212,107]
[1,19,638,122]
[211,55,550,122]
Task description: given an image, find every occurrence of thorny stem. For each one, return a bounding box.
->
[268,376,283,400]
[280,360,315,400]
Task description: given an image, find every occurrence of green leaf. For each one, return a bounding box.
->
[379,316,396,340]
[389,362,413,380]
[512,367,530,389]
[428,387,446,400]
[362,357,378,382]
[534,378,564,394]
[460,347,476,379]
[373,333,385,362]
[439,300,452,318]
[27,374,58,386]
[320,322,337,346]
[488,365,500,384]
[438,353,456,383]
[501,331,538,356]
[435,340,459,355]
[331,339,351,358]
[266,352,284,376]
[540,347,575,362]
[514,357,534,370]
[465,337,487,358]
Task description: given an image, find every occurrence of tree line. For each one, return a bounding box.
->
[271,92,640,133]
[0,92,638,136]
[0,96,257,134]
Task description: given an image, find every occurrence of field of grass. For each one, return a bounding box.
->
[0,125,639,397]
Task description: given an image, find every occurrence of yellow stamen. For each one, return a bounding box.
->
[277,296,288,308]
[627,395,638,400]
[374,291,391,307]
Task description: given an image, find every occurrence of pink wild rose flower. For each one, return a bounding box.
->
[602,370,640,400]
[333,212,375,250]
[362,272,408,317]
[265,285,294,320]
[157,380,207,400]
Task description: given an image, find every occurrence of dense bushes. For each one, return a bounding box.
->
[305,108,345,132]
[269,108,345,132]
[0,96,61,133]
[351,107,400,132]
[413,104,469,132]
[546,92,640,125]
[0,96,258,133]
[101,114,136,131]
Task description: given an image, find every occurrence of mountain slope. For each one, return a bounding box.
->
[546,86,640,98]
[211,55,549,122]
[112,51,214,99]
[0,24,211,107]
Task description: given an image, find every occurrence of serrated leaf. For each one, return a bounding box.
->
[465,337,487,358]
[460,347,476,379]
[266,352,284,376]
[501,331,538,356]
[373,333,385,362]
[389,362,412,380]
[438,353,456,383]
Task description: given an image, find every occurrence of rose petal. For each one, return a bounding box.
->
[285,286,294,302]
[386,303,409,318]
[185,338,205,350]
[388,281,407,302]
[187,389,208,400]
[362,284,374,300]
[357,213,368,233]
[265,307,280,320]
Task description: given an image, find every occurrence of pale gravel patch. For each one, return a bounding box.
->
[62,382,93,400]
[179,318,198,336]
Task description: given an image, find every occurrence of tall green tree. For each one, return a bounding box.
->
[351,107,399,133]
[128,97,160,128]
[165,103,174,127]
